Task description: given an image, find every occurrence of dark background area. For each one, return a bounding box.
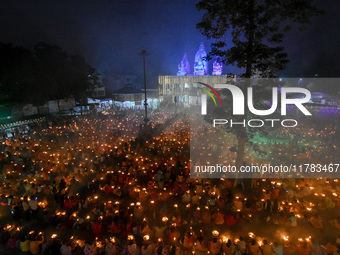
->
[0,0,340,89]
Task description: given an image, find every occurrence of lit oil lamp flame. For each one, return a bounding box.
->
[222,236,229,243]
[212,230,219,237]
[248,232,255,239]
[283,236,289,241]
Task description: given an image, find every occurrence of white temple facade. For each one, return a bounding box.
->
[159,42,235,107]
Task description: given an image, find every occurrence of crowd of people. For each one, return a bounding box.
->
[0,110,339,255]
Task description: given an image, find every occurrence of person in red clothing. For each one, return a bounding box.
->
[64,197,72,209]
[272,187,280,199]
[167,227,180,244]
[225,214,237,226]
[92,220,104,235]
[147,181,154,190]
[104,184,113,194]
[70,196,78,209]
[126,217,134,235]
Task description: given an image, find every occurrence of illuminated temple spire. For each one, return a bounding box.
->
[194,42,208,75]
[212,57,223,75]
[177,53,190,76]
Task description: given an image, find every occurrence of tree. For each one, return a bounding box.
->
[0,42,100,112]
[0,43,35,106]
[196,0,322,78]
[33,42,98,103]
[196,0,322,176]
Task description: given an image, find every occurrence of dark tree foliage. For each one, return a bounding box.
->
[196,0,322,172]
[196,0,322,78]
[0,42,100,108]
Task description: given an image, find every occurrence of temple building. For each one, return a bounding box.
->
[177,53,190,76]
[193,42,208,75]
[159,42,234,107]
[212,57,223,76]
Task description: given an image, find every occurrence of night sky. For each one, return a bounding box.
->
[1,0,340,90]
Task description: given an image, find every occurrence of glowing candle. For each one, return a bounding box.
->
[221,236,229,243]
[248,232,255,239]
[212,230,219,236]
